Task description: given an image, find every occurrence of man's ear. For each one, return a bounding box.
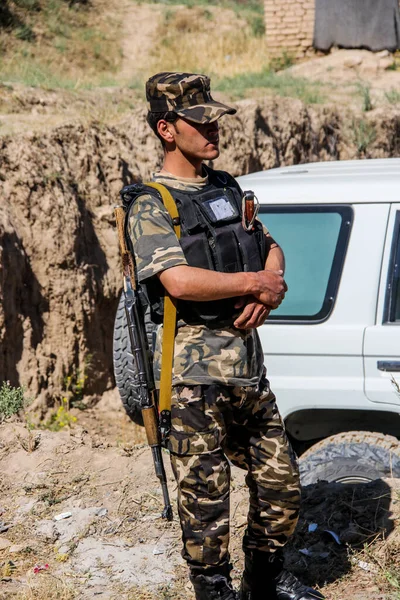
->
[157,119,175,145]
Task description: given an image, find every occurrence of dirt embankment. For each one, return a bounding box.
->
[1,96,400,408]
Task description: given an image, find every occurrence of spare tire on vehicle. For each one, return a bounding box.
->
[299,431,400,485]
[113,293,156,425]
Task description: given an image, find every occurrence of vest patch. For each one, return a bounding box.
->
[204,196,237,222]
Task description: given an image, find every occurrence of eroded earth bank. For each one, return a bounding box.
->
[1,95,400,408]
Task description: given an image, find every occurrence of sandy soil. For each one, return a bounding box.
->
[118,4,163,83]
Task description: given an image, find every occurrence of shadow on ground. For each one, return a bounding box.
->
[284,479,394,587]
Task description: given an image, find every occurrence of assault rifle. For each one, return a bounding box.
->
[114,206,173,522]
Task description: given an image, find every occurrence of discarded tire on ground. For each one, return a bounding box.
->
[299,431,400,485]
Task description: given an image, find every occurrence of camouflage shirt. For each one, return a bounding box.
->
[128,170,265,388]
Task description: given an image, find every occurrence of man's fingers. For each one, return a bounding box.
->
[265,269,283,275]
[248,308,268,328]
[234,302,256,327]
[247,308,266,328]
[254,310,269,328]
[237,303,267,329]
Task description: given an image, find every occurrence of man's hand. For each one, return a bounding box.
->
[233,296,271,329]
[253,269,287,308]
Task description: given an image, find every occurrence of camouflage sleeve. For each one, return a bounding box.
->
[128,193,187,282]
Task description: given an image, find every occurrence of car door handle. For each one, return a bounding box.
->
[377,361,400,372]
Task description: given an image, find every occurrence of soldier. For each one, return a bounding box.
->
[127,72,324,600]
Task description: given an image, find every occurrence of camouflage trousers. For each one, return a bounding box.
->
[168,375,301,569]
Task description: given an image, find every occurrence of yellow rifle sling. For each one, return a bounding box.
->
[146,183,181,414]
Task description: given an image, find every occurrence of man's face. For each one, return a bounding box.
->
[170,117,220,162]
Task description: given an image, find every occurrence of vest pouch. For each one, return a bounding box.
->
[231,222,264,273]
[179,232,214,270]
[214,228,244,273]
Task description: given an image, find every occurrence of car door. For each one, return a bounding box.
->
[364,206,400,406]
[257,202,390,422]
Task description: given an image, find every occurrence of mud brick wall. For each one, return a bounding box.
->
[264,0,315,57]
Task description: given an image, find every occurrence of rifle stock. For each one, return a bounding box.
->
[114,206,173,522]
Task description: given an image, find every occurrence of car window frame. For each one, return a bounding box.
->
[258,204,354,324]
[383,210,400,324]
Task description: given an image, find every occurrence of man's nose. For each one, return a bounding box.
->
[207,121,219,134]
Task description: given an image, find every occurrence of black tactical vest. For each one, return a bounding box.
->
[121,167,267,328]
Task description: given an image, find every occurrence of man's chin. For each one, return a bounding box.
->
[203,147,220,160]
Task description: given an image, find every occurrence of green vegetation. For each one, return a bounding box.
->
[215,68,324,104]
[138,0,263,14]
[0,381,27,420]
[356,82,373,112]
[386,60,398,71]
[134,0,264,37]
[351,118,376,156]
[383,569,400,597]
[0,0,325,107]
[40,397,77,431]
[63,362,89,409]
[385,88,400,105]
[269,51,295,72]
[0,0,121,88]
[39,360,91,430]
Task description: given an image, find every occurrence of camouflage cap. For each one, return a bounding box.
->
[146,72,236,124]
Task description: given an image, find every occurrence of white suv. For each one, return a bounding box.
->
[237,158,400,484]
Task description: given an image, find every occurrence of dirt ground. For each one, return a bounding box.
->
[0,391,399,599]
[285,48,400,111]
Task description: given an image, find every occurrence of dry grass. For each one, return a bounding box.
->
[148,5,271,78]
[15,573,77,599]
[0,0,122,88]
[0,0,302,103]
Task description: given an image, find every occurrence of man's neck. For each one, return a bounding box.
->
[162,152,203,179]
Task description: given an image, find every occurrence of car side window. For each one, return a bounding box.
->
[384,211,400,323]
[258,205,353,323]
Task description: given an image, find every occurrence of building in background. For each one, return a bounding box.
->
[264,0,400,58]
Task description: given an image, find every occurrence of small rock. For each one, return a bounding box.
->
[234,515,247,528]
[0,539,12,550]
[377,50,390,58]
[35,520,60,543]
[9,544,26,554]
[95,508,108,517]
[344,56,363,68]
